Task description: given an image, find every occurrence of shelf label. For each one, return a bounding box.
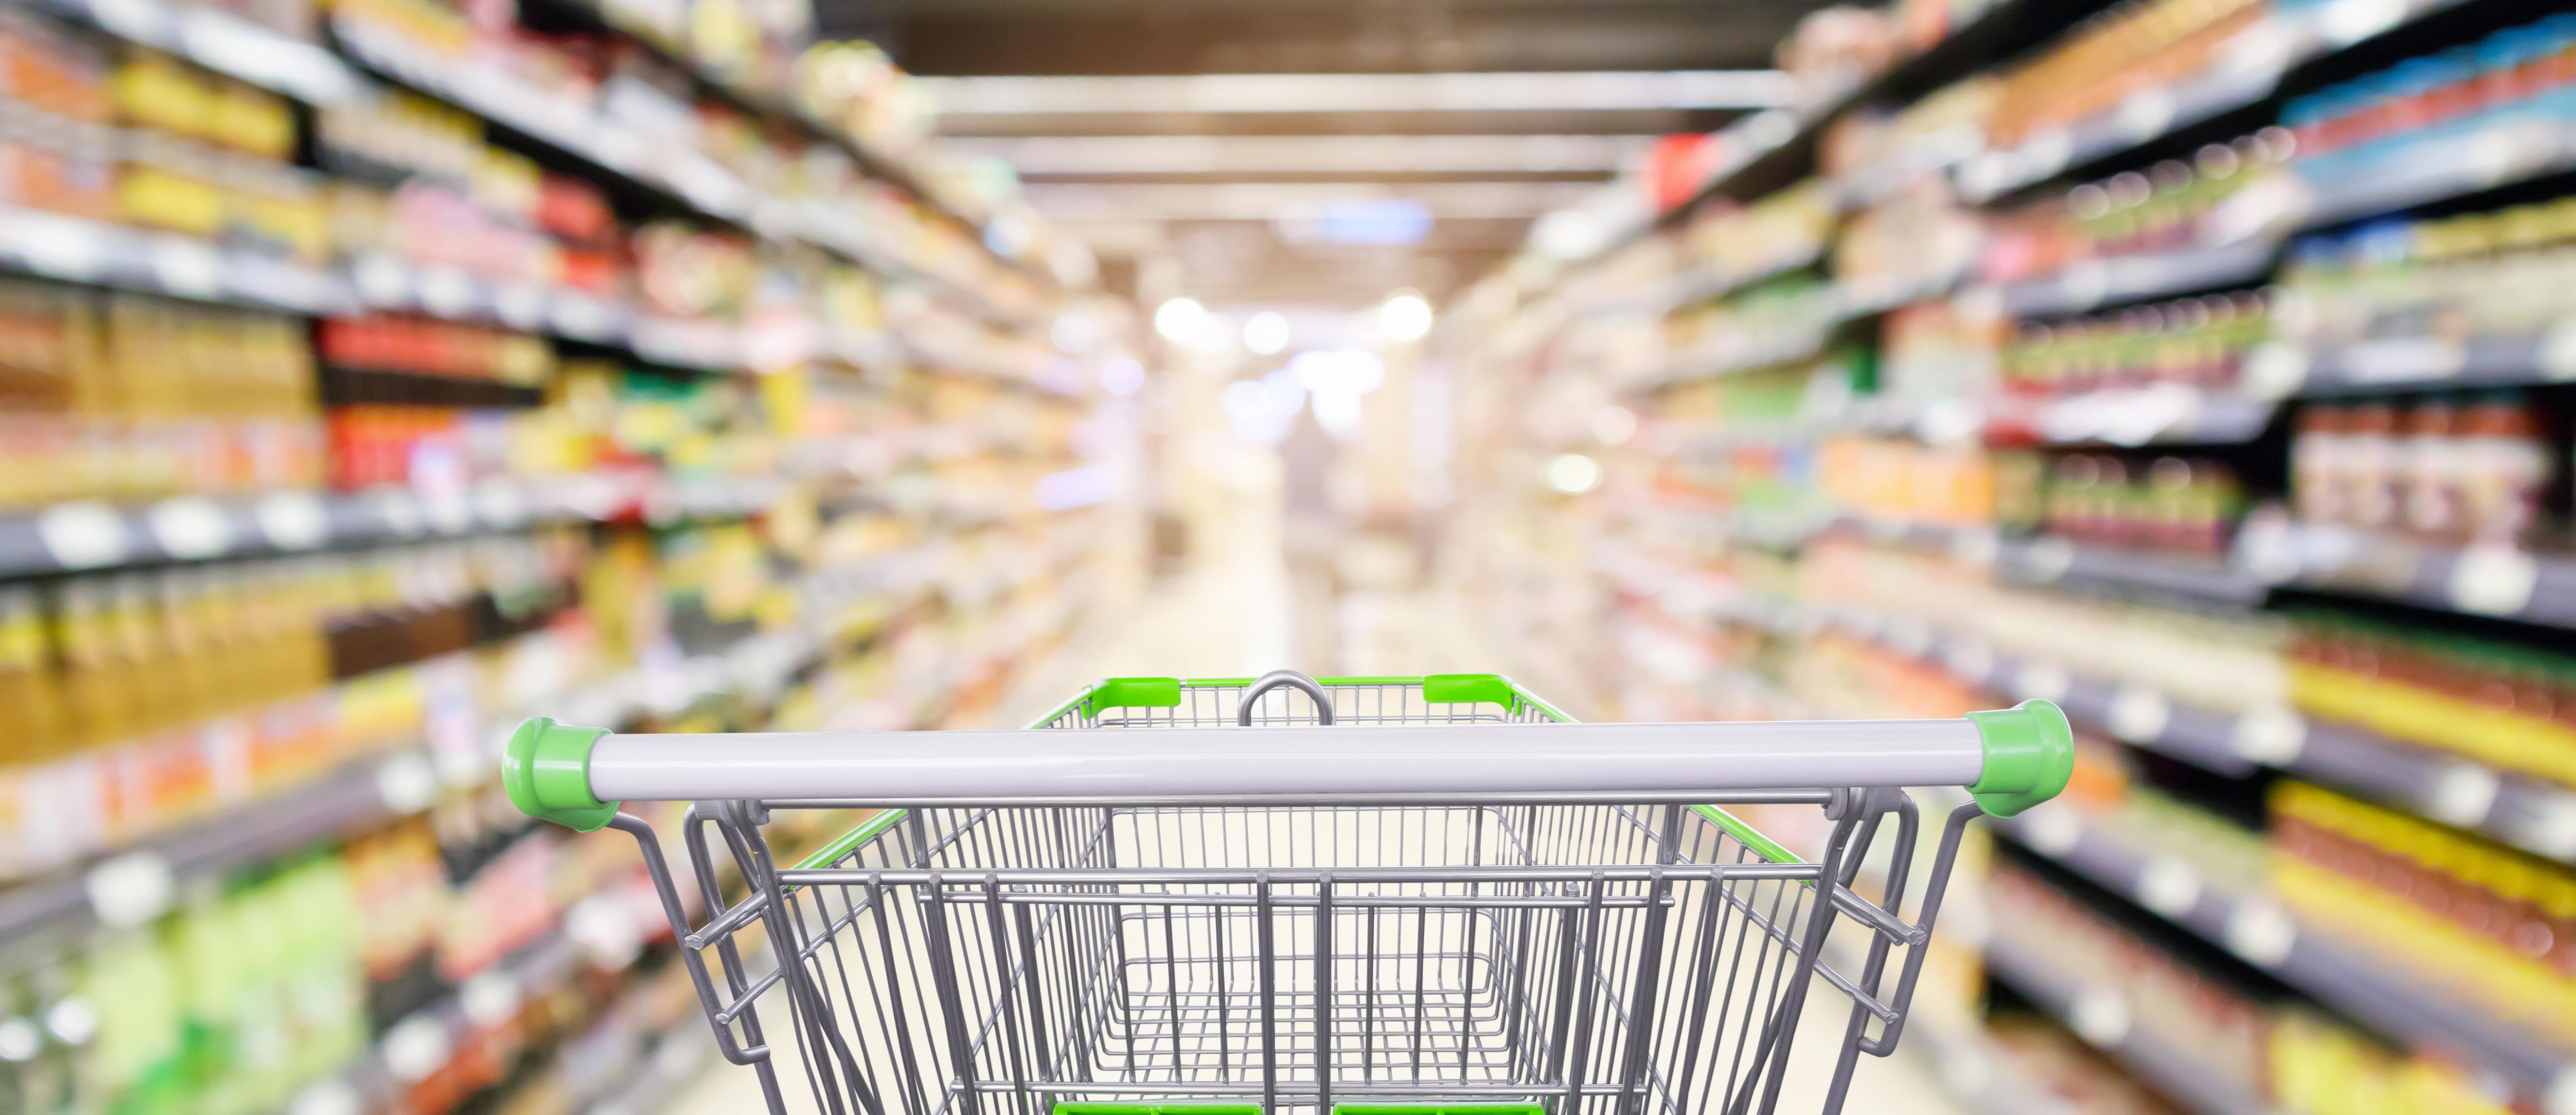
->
[37,503,131,569]
[2018,537,2076,584]
[2540,322,2576,383]
[372,490,425,537]
[2427,762,2500,827]
[2018,803,2082,856]
[2067,988,2130,1048]
[376,752,438,814]
[146,497,233,559]
[491,283,547,330]
[2231,706,2307,763]
[288,1079,361,1115]
[352,253,411,306]
[2448,546,2538,616]
[473,480,529,528]
[2015,661,2070,704]
[2106,684,2170,744]
[459,970,523,1027]
[2136,855,2202,917]
[2058,261,2110,313]
[255,491,328,550]
[148,239,224,298]
[2019,130,2073,188]
[10,214,107,281]
[86,850,175,928]
[2317,0,2406,44]
[379,1015,452,1084]
[2224,900,2298,967]
[1885,616,1935,658]
[416,267,476,318]
[1942,637,1995,685]
[2116,88,2179,143]
[2509,791,2576,862]
[2241,342,2309,399]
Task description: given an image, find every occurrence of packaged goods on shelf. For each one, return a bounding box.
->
[2001,290,2273,396]
[1833,179,1981,298]
[1980,132,2295,285]
[2288,392,2552,545]
[1676,178,1839,293]
[2284,609,2576,785]
[1983,0,2267,151]
[2272,780,2576,1041]
[2283,14,2576,177]
[1657,277,1843,384]
[1982,1018,2188,1115]
[0,281,323,509]
[2279,194,2576,352]
[1881,298,2005,408]
[1776,6,1903,115]
[1815,435,1994,528]
[1821,76,1997,188]
[2003,451,2246,558]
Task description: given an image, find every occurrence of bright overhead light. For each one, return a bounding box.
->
[920,71,1794,116]
[1379,291,1433,343]
[1100,357,1145,396]
[1050,313,1095,353]
[1546,454,1601,494]
[1287,350,1386,395]
[1154,298,1206,344]
[1244,311,1291,356]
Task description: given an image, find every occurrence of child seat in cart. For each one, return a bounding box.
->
[504,670,2071,1115]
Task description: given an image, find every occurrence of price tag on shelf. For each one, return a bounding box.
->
[2018,537,2076,584]
[86,850,175,928]
[2514,791,2576,861]
[37,503,131,569]
[375,751,438,814]
[2231,706,2307,763]
[2427,762,2500,827]
[2067,988,2130,1048]
[2540,321,2576,382]
[2316,0,2407,44]
[2015,661,2071,704]
[2058,261,2110,313]
[148,238,224,299]
[146,497,233,559]
[2106,684,2170,744]
[491,283,546,330]
[2019,130,2073,190]
[84,0,175,44]
[2447,545,2537,616]
[2240,341,2309,399]
[255,491,328,550]
[372,490,425,538]
[287,1079,361,1115]
[352,253,410,305]
[459,969,523,1027]
[2017,803,2082,856]
[9,211,108,281]
[2136,855,2202,917]
[379,1015,452,1084]
[2224,900,2298,967]
[415,267,476,319]
[2115,87,2178,143]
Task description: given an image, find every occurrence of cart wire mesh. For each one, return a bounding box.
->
[617,675,1973,1115]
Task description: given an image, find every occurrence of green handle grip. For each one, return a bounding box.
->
[1965,698,2073,818]
[503,716,619,831]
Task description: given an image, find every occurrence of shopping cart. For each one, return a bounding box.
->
[504,671,2069,1115]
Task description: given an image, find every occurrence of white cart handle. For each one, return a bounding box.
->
[504,701,2071,831]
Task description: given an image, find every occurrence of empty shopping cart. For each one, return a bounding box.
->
[504,670,2069,1115]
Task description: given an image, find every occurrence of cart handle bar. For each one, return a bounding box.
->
[504,700,2069,832]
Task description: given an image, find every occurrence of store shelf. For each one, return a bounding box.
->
[2251,522,2576,631]
[0,474,786,579]
[1984,386,2278,447]
[1959,36,2293,205]
[1981,946,2272,1115]
[2296,116,2576,230]
[35,0,366,106]
[1991,806,2576,1110]
[2289,329,2576,393]
[1987,238,2277,319]
[1792,596,2576,861]
[1991,536,2272,608]
[0,204,347,314]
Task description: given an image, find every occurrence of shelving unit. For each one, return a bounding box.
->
[0,0,1134,1111]
[1453,0,2576,1111]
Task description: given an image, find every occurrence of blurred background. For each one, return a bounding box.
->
[4,0,2576,1112]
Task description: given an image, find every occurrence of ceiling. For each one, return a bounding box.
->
[822,0,1833,307]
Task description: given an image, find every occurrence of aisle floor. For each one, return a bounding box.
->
[659,539,1966,1115]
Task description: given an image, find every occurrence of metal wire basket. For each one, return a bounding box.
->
[506,670,2071,1115]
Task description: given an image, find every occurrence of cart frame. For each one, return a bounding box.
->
[507,672,2069,1115]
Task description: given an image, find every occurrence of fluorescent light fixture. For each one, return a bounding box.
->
[1023,182,1597,222]
[941,134,1651,176]
[922,71,1793,116]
